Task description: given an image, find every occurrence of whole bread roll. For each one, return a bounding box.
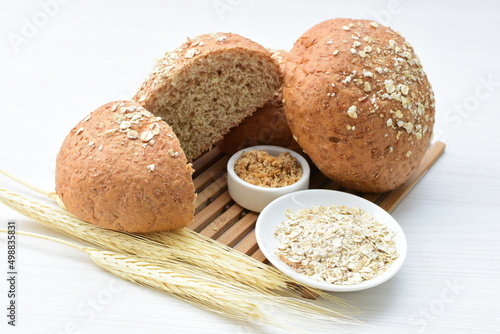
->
[134,33,282,162]
[284,18,435,193]
[217,50,300,155]
[55,101,196,233]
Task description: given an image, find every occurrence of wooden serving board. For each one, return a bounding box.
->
[188,141,446,263]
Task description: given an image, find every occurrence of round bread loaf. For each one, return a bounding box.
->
[55,101,196,233]
[134,33,282,161]
[284,18,435,193]
[217,49,300,155]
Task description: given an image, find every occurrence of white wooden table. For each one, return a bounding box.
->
[1,1,499,333]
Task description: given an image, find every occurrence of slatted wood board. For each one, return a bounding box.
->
[188,141,446,263]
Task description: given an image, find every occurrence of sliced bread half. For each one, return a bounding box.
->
[134,33,282,161]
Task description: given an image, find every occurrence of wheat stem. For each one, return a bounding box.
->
[0,188,359,319]
[0,229,360,329]
[0,228,84,251]
[0,189,283,290]
[0,168,57,199]
[0,229,269,323]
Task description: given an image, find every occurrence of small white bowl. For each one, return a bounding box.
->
[227,145,310,213]
[256,189,407,292]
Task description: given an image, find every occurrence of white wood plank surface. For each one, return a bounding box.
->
[1,1,499,333]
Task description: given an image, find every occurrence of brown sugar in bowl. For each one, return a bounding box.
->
[227,145,310,213]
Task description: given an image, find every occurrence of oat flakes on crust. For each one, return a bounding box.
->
[55,100,196,233]
[283,18,435,193]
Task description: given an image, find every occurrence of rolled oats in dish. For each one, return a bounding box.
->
[274,204,399,285]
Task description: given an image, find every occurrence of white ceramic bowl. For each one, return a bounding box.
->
[256,189,407,292]
[227,145,310,213]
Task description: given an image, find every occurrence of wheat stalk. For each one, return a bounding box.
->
[144,228,355,305]
[0,189,280,289]
[0,188,356,317]
[0,229,269,323]
[0,168,58,199]
[0,169,327,298]
[1,229,360,330]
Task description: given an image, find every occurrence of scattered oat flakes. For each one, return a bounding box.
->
[385,80,396,94]
[120,121,132,130]
[103,129,115,137]
[274,205,399,285]
[364,82,372,92]
[140,130,155,142]
[168,148,179,158]
[363,70,373,77]
[394,110,404,119]
[185,49,199,58]
[127,130,139,139]
[347,105,358,119]
[403,122,414,133]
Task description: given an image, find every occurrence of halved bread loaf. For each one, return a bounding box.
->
[134,33,283,161]
[55,101,196,233]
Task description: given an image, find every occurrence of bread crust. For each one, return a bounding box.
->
[55,101,196,233]
[284,18,435,193]
[133,32,282,161]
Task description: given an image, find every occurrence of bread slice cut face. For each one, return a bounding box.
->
[134,33,282,161]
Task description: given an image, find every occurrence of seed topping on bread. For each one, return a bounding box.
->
[56,100,196,232]
[284,18,435,192]
[72,101,181,172]
[312,20,434,147]
[98,101,163,147]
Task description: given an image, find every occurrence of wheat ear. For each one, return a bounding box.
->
[0,187,357,316]
[0,190,284,290]
[0,170,353,309]
[0,168,58,199]
[1,229,361,330]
